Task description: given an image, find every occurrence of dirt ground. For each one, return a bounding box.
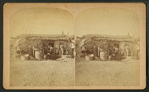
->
[10,41,140,86]
[75,59,140,86]
[10,41,75,86]
[10,58,75,86]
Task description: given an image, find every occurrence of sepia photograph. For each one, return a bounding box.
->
[75,8,141,86]
[10,34,75,86]
[6,6,75,87]
[3,3,146,89]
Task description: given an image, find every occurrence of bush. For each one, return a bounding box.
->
[83,40,108,53]
[95,40,108,50]
[16,38,43,55]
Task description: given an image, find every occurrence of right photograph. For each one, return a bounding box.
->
[75,8,140,86]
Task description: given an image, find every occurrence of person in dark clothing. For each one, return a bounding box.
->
[93,46,98,60]
[43,46,48,59]
[113,45,120,60]
[28,45,33,56]
[108,47,115,60]
[28,45,34,59]
[43,46,47,54]
[81,46,87,57]
[47,45,51,58]
[47,44,56,60]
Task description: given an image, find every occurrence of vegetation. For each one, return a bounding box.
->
[16,38,43,55]
[83,40,108,53]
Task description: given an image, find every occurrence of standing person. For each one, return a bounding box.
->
[28,45,33,59]
[130,46,134,56]
[81,46,86,57]
[58,44,67,61]
[43,46,48,60]
[50,45,56,60]
[47,45,50,59]
[59,44,64,56]
[93,46,97,60]
[70,42,75,58]
[125,44,129,56]
[33,46,38,57]
[114,45,119,55]
[98,46,100,57]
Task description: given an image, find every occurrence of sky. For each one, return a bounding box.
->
[75,8,140,38]
[10,7,140,38]
[10,8,75,37]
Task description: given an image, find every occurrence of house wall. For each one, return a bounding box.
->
[108,41,138,56]
[119,41,139,56]
[107,41,120,48]
[44,40,73,55]
[42,40,55,47]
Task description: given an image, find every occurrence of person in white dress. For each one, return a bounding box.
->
[59,44,64,55]
[70,41,75,58]
[125,45,129,56]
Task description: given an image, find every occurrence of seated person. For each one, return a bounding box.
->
[45,44,54,59]
[109,47,115,60]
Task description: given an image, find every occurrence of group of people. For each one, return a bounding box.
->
[107,45,120,60]
[28,42,75,60]
[42,43,70,60]
[42,44,55,59]
[28,44,60,60]
[81,44,135,61]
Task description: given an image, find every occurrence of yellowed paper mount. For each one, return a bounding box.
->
[3,3,146,89]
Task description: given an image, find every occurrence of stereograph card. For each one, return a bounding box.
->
[3,3,146,89]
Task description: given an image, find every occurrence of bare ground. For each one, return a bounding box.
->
[75,59,140,86]
[10,42,75,86]
[10,58,75,86]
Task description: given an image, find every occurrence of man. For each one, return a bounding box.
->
[43,46,48,60]
[93,46,97,60]
[28,45,33,59]
[108,47,115,60]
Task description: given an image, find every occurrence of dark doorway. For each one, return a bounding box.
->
[114,43,119,48]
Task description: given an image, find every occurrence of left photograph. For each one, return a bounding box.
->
[9,7,75,86]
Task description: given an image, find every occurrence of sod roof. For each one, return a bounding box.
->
[15,34,70,41]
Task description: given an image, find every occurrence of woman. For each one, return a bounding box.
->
[125,45,129,56]
[70,42,75,58]
[114,46,119,55]
[59,44,64,55]
[97,46,100,57]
